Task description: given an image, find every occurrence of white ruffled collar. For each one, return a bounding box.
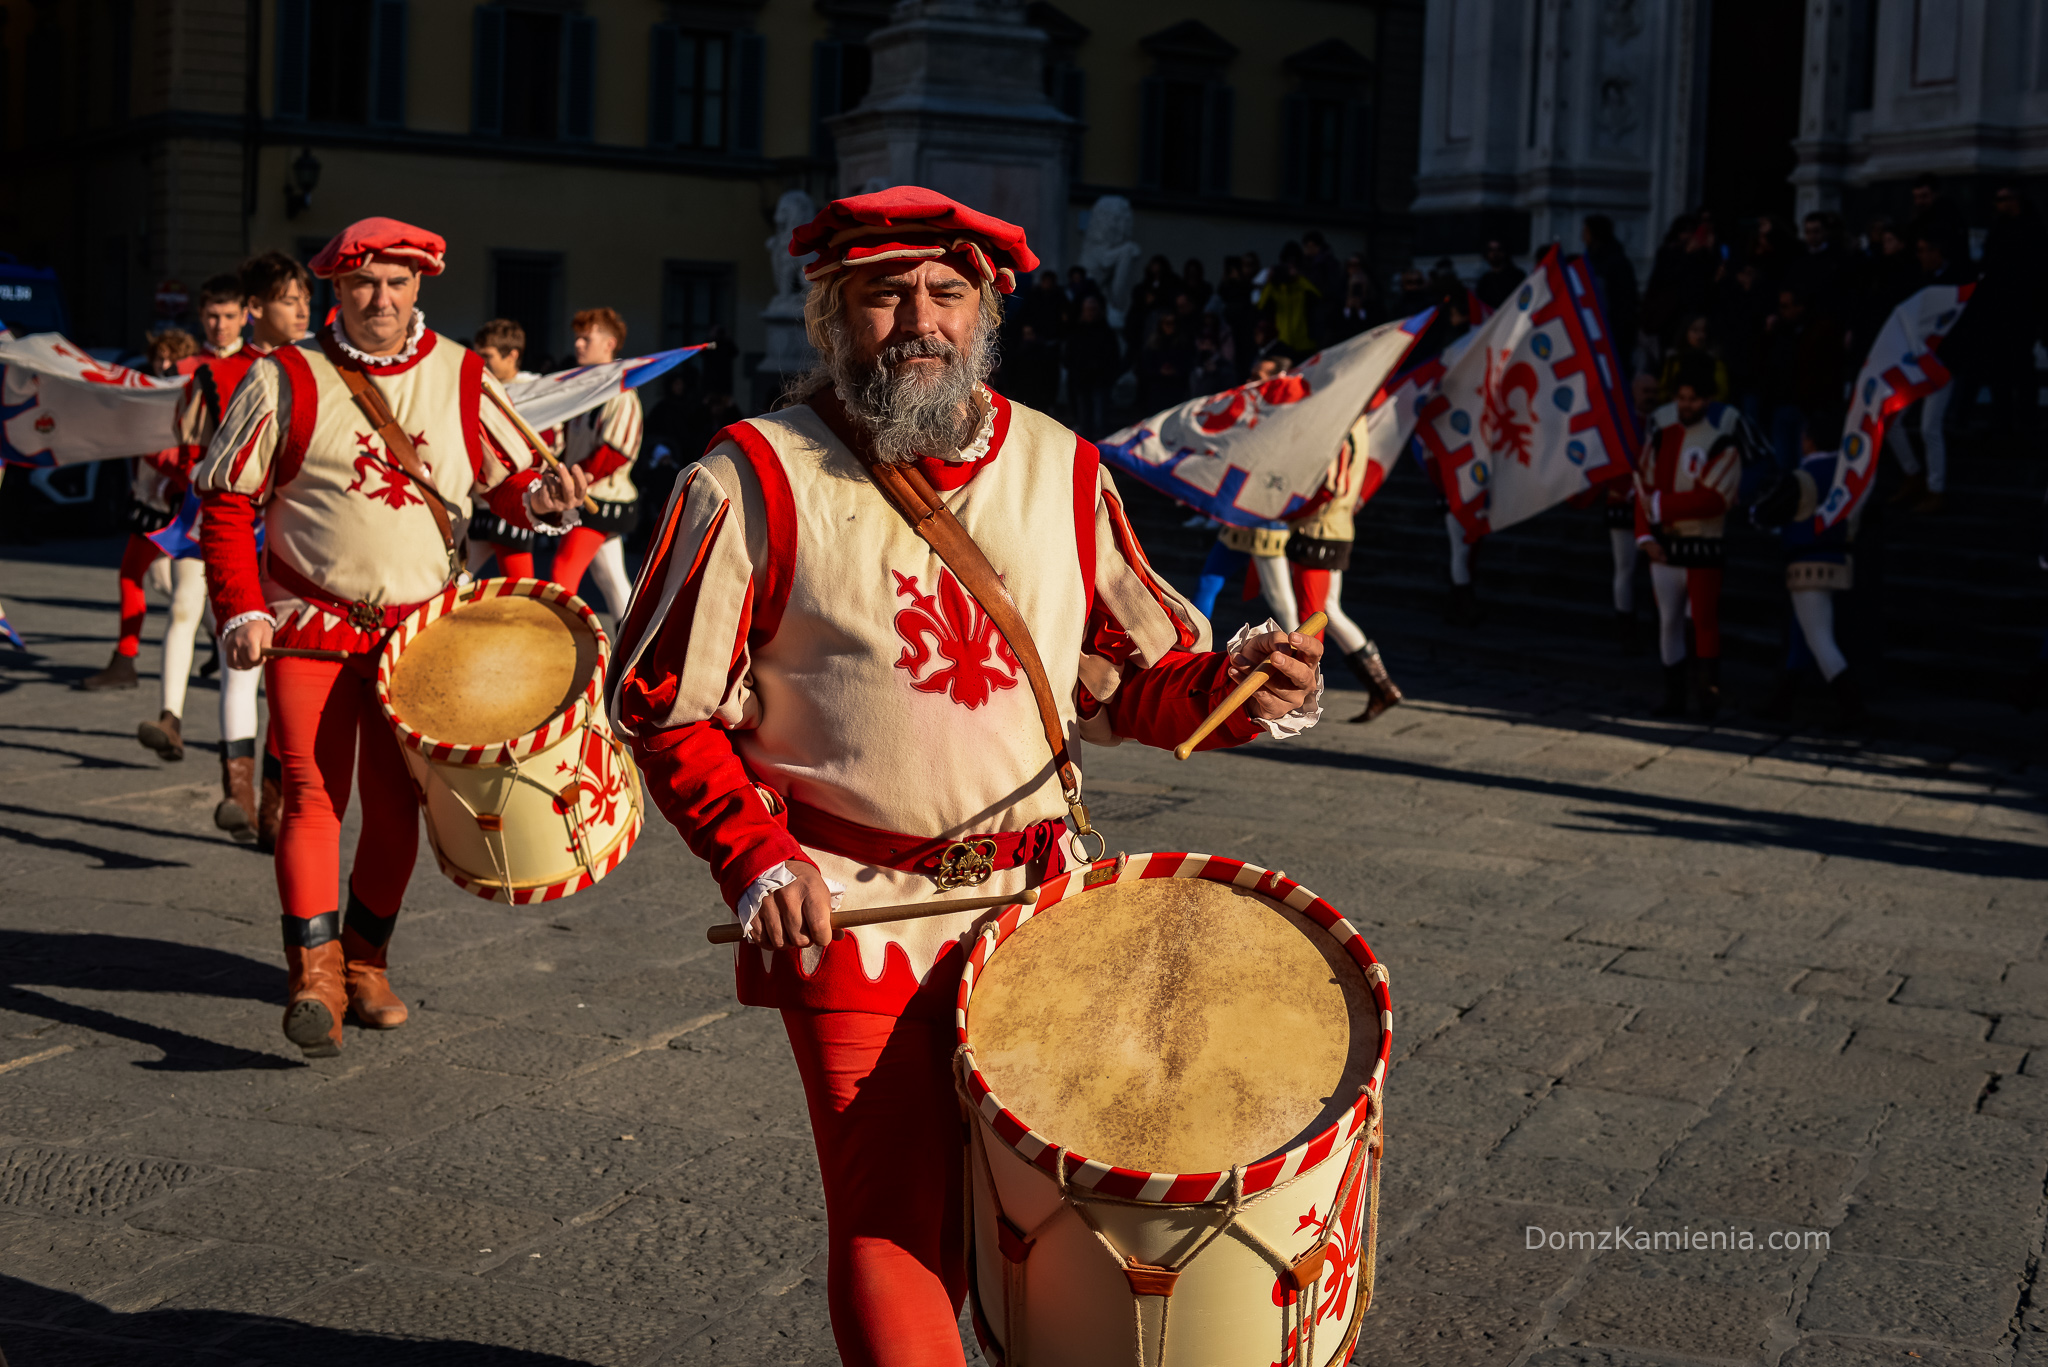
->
[938,387,997,464]
[332,310,426,366]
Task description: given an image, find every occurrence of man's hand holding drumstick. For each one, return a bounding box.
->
[1228,624,1325,720]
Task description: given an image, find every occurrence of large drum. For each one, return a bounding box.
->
[957,853,1391,1367]
[376,578,641,904]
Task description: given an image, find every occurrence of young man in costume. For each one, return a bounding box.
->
[467,317,546,581]
[608,187,1324,1367]
[74,325,206,694]
[1287,413,1404,722]
[197,217,591,1057]
[1636,354,1746,718]
[547,308,644,614]
[170,252,312,842]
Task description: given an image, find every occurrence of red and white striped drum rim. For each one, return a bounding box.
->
[955,851,1393,1205]
[376,577,610,767]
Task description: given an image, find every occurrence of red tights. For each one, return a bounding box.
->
[781,1008,967,1367]
[1291,565,1332,619]
[266,654,419,920]
[480,547,535,580]
[116,534,163,657]
[549,525,607,595]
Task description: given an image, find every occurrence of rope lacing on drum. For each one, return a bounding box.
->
[954,1045,1386,1367]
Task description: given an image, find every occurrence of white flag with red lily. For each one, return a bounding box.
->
[1,334,184,468]
[1813,283,1971,529]
[1097,314,1428,526]
[1413,249,1639,541]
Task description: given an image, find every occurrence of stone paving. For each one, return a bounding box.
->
[1,541,2046,1366]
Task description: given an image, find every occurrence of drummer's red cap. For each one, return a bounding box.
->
[789,186,1039,295]
[309,217,448,280]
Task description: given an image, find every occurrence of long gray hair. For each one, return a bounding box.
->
[781,269,1004,464]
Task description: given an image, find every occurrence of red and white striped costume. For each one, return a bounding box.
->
[610,389,1309,1019]
[550,389,645,604]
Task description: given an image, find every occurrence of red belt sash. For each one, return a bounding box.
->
[781,796,1064,881]
[265,553,432,633]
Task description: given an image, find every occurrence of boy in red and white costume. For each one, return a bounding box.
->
[608,187,1323,1367]
[1636,355,1746,718]
[467,317,547,581]
[197,217,591,1058]
[548,307,644,614]
[170,252,312,843]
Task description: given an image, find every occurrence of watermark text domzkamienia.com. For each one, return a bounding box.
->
[1525,1225,1830,1253]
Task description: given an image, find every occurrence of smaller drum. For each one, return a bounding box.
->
[377,578,641,903]
[957,853,1392,1367]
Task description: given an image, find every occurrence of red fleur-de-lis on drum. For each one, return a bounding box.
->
[892,568,1020,709]
[554,731,626,844]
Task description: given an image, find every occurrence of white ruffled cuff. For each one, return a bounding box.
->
[524,484,582,536]
[219,610,277,639]
[735,863,847,943]
[1225,618,1324,739]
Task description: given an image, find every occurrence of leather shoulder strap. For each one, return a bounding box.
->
[317,332,458,568]
[808,390,1094,842]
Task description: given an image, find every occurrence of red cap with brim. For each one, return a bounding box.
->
[790,186,1039,295]
[308,217,448,280]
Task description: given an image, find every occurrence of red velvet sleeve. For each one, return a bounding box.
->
[481,468,543,529]
[578,443,634,483]
[1100,648,1265,751]
[629,721,810,910]
[199,491,267,626]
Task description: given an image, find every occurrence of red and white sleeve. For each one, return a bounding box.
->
[194,358,288,631]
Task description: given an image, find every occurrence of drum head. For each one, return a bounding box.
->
[388,596,598,747]
[968,876,1379,1178]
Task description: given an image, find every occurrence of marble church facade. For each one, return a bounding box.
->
[1414,0,2048,271]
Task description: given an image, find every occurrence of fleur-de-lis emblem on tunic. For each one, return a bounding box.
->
[346,430,429,509]
[891,568,1019,709]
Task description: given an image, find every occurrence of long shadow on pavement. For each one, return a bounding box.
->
[1,932,290,1073]
[1234,745,2048,880]
[1,1277,595,1366]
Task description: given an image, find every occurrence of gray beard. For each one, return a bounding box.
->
[829,328,994,465]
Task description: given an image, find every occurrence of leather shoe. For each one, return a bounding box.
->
[76,651,139,691]
[282,914,346,1058]
[342,892,407,1029]
[138,710,184,761]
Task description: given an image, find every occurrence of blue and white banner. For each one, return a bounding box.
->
[1097,315,1429,526]
[500,345,711,434]
[1,334,183,468]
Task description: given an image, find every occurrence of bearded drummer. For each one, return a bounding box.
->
[607,186,1323,1366]
[195,217,592,1059]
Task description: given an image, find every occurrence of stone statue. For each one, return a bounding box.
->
[765,189,818,312]
[1077,194,1144,329]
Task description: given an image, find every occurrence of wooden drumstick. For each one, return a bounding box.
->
[1173,610,1328,761]
[482,384,601,516]
[261,646,352,662]
[706,888,1037,945]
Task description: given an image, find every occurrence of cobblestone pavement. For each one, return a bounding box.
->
[2,542,2046,1367]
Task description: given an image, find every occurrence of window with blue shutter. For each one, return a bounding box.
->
[472,5,505,136]
[275,0,310,120]
[563,15,596,142]
[368,0,407,127]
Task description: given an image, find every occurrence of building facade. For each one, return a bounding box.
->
[1413,0,2048,274]
[2,0,1419,392]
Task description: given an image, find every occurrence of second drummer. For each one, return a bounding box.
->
[608,187,1323,1366]
[197,216,592,1058]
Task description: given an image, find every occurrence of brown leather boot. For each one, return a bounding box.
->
[342,889,408,1029]
[257,753,282,854]
[138,710,184,761]
[282,913,346,1058]
[76,650,139,691]
[215,748,257,843]
[1344,644,1406,724]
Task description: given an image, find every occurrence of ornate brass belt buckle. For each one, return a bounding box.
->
[348,599,383,632]
[934,838,997,890]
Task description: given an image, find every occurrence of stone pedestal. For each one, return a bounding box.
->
[827,0,1076,273]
